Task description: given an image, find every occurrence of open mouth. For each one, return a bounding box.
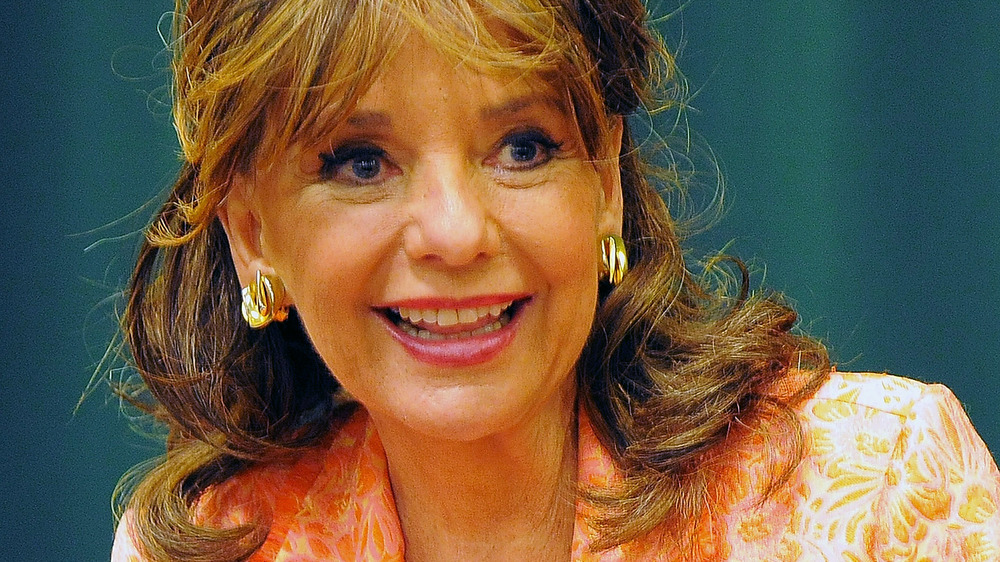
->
[383,299,527,341]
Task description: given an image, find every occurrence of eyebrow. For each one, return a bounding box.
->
[340,94,566,131]
[345,111,392,130]
[479,95,567,121]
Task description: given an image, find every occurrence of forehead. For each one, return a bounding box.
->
[361,36,565,107]
[249,1,586,166]
[295,27,570,143]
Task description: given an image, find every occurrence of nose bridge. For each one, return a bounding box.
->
[405,154,493,266]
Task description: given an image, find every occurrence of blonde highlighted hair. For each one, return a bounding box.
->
[118,0,827,559]
[154,0,653,244]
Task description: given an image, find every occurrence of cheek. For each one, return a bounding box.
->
[277,231,389,393]
[514,173,605,280]
[507,173,605,329]
[262,208,389,341]
[265,195,391,288]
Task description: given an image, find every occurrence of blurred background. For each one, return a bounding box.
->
[2,1,997,559]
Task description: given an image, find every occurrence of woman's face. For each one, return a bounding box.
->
[223,35,622,442]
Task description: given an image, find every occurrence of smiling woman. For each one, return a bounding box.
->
[110,1,1000,561]
[221,38,616,448]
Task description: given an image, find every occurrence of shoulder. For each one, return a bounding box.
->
[112,408,372,561]
[111,510,143,562]
[195,408,370,532]
[791,370,1000,559]
[799,370,999,478]
[109,452,331,562]
[193,446,328,531]
[805,369,952,416]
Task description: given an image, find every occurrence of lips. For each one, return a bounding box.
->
[378,297,528,367]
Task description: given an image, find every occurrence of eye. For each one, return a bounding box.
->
[492,130,563,171]
[318,144,392,185]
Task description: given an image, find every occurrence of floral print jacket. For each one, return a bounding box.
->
[113,371,1000,561]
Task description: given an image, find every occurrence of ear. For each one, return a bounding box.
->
[216,179,269,289]
[597,115,624,237]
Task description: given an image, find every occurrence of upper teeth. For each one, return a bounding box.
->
[396,301,512,327]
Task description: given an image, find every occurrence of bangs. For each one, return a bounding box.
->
[172,0,610,233]
[261,0,603,164]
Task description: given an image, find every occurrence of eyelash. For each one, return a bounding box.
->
[493,130,564,171]
[318,145,389,184]
[316,129,563,185]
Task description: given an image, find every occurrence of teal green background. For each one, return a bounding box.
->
[1,2,997,560]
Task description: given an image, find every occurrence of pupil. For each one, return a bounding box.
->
[353,157,380,179]
[511,142,537,162]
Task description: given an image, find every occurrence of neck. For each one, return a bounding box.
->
[373,387,579,562]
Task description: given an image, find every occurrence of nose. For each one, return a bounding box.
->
[403,156,498,267]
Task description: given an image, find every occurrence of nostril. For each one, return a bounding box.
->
[402,220,496,267]
[402,172,498,266]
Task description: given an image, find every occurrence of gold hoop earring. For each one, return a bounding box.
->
[600,234,628,286]
[241,270,289,328]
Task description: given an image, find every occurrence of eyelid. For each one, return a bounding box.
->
[319,143,384,167]
[487,128,564,171]
[498,128,561,150]
[318,143,393,184]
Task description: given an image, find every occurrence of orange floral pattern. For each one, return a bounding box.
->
[113,372,1000,561]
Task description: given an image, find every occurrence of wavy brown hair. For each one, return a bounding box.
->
[115,0,828,560]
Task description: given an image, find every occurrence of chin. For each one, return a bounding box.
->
[379,382,569,444]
